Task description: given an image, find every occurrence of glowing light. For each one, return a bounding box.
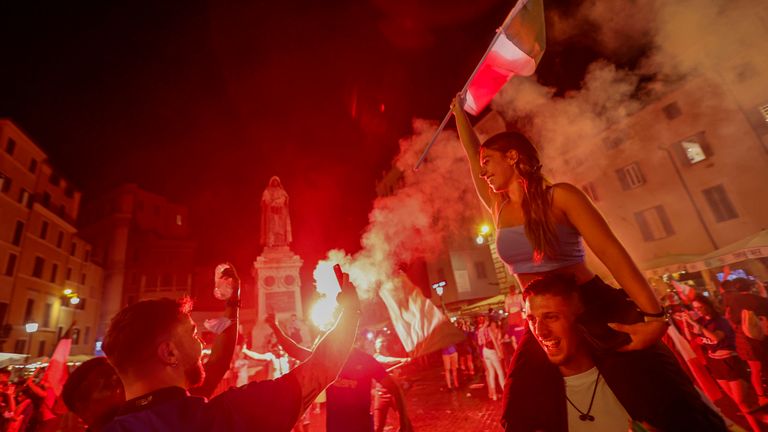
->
[63,288,72,295]
[310,295,339,330]
[475,235,485,245]
[480,225,491,235]
[366,331,374,341]
[70,296,80,305]
[25,322,39,333]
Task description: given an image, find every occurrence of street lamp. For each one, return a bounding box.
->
[25,321,38,356]
[432,280,448,314]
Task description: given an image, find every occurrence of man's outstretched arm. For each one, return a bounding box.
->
[266,314,311,362]
[290,273,360,413]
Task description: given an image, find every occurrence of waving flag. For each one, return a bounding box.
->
[671,280,696,304]
[415,0,546,168]
[464,0,546,115]
[379,274,464,356]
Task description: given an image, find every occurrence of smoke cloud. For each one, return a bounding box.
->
[314,120,478,300]
[493,0,767,178]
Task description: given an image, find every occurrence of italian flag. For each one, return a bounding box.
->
[464,0,546,116]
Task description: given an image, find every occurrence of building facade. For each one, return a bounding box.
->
[79,183,196,340]
[542,73,768,286]
[0,119,103,357]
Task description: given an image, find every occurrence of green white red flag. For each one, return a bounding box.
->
[464,0,546,115]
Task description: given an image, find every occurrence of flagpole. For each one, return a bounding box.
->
[414,0,529,171]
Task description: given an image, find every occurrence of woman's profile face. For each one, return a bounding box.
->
[479,147,515,192]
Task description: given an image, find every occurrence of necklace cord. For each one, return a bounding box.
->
[565,371,601,422]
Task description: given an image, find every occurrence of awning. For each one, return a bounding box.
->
[458,294,506,315]
[0,353,28,368]
[641,254,703,277]
[687,229,768,272]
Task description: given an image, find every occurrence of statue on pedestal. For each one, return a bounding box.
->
[260,176,292,247]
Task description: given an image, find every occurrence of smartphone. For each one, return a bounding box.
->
[333,264,344,288]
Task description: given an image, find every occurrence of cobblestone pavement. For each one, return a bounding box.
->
[306,357,503,432]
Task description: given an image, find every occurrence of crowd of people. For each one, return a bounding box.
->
[1,95,767,432]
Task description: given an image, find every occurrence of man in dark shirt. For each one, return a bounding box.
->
[102,267,360,432]
[722,277,768,404]
[266,316,412,432]
[326,347,412,432]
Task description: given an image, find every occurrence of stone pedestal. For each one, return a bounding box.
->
[251,246,303,351]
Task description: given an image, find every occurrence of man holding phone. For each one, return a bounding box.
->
[102,264,360,432]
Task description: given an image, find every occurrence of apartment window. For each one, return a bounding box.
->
[4,253,17,276]
[24,299,35,323]
[581,182,599,202]
[84,249,91,263]
[56,231,64,248]
[603,136,625,150]
[634,205,675,241]
[43,303,52,328]
[18,189,30,207]
[72,328,80,345]
[676,132,712,165]
[14,340,25,354]
[0,172,10,193]
[28,158,38,173]
[5,138,15,155]
[37,340,46,357]
[0,302,7,326]
[40,220,49,240]
[70,241,77,257]
[703,184,739,222]
[66,267,72,281]
[11,221,24,246]
[474,261,488,279]
[80,273,86,284]
[616,162,645,190]
[32,256,45,278]
[84,327,91,345]
[50,263,58,283]
[662,102,682,120]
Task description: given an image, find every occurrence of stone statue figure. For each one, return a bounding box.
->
[260,176,292,247]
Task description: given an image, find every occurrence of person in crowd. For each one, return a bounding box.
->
[266,313,412,432]
[61,264,242,431]
[371,336,411,432]
[452,95,686,430]
[680,294,767,432]
[99,265,359,431]
[524,274,727,431]
[0,368,16,432]
[721,277,768,405]
[477,315,505,401]
[25,372,59,432]
[441,344,459,391]
[456,320,476,378]
[60,358,124,432]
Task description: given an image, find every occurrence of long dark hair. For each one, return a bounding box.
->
[693,294,721,319]
[481,131,556,259]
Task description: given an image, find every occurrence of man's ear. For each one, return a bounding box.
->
[157,340,179,366]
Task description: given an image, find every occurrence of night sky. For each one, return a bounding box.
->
[0,0,599,286]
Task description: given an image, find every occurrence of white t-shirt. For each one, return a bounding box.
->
[564,367,631,432]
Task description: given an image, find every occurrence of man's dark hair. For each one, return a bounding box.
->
[103,297,193,374]
[522,274,580,302]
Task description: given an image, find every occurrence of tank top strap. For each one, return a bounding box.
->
[495,197,510,226]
